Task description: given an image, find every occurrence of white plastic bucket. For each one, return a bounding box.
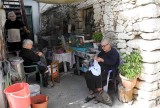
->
[29,84,40,96]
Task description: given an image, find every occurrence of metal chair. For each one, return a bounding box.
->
[24,65,43,86]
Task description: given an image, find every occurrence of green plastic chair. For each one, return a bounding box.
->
[24,65,43,86]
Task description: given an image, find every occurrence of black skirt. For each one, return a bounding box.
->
[84,70,108,91]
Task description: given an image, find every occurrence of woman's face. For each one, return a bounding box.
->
[9,14,16,21]
[101,43,110,52]
[27,44,33,50]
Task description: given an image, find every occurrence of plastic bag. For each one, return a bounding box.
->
[3,61,21,83]
[95,90,113,106]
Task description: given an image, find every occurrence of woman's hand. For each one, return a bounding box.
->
[36,52,43,56]
[94,56,104,62]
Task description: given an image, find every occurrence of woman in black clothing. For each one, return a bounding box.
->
[19,39,52,87]
[84,38,119,102]
[5,11,30,51]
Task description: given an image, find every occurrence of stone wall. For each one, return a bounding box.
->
[100,0,160,107]
[76,0,160,107]
[74,0,101,33]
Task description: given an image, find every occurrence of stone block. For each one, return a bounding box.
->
[117,42,127,48]
[136,0,155,6]
[117,33,135,39]
[119,4,160,21]
[134,99,156,108]
[136,80,158,92]
[134,88,160,101]
[140,32,160,40]
[116,25,125,32]
[139,72,160,83]
[119,49,126,53]
[141,51,160,63]
[93,3,101,9]
[104,5,112,13]
[122,0,130,3]
[143,62,160,75]
[133,19,160,32]
[125,25,133,32]
[127,39,160,51]
[117,19,124,25]
[0,9,6,28]
[103,14,110,25]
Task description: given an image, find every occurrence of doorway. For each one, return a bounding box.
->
[25,6,34,41]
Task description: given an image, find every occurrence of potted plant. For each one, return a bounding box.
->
[119,51,143,90]
[92,32,103,48]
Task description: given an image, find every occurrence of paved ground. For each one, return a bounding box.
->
[40,72,134,108]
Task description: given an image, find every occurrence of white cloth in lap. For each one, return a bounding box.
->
[89,60,101,76]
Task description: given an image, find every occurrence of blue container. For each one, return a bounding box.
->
[71,47,90,52]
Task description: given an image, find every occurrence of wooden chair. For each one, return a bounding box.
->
[50,61,60,83]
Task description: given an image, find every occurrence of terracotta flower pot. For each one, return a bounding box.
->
[119,74,137,90]
[31,94,48,108]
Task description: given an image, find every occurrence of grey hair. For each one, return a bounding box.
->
[23,39,33,48]
[8,11,16,19]
[101,38,112,46]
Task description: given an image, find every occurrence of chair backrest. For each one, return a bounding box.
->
[42,48,47,56]
[51,61,59,73]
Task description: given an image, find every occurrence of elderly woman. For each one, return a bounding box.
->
[84,38,119,102]
[5,11,30,51]
[19,39,52,87]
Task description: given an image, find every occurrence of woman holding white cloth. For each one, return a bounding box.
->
[84,38,119,103]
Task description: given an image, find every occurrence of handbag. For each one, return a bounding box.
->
[95,90,113,106]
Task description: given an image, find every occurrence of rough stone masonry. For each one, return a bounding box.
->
[75,0,160,107]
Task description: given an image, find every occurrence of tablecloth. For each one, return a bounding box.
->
[53,52,75,68]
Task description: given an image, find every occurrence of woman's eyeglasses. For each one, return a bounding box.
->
[101,44,109,48]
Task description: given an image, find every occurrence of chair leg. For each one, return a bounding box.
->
[51,75,55,85]
[104,71,111,92]
[39,73,43,86]
[114,80,117,93]
[25,75,28,82]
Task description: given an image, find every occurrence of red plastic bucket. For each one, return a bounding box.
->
[4,83,31,108]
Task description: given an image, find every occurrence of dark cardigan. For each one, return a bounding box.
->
[98,47,119,73]
[19,48,40,66]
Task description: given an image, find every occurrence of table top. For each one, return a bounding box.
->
[53,52,75,68]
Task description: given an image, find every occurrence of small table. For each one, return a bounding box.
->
[73,50,97,75]
[53,52,75,72]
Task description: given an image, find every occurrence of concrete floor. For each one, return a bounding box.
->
[40,72,135,108]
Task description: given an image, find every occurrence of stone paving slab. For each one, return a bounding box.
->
[41,73,136,108]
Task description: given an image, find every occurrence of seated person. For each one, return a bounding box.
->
[84,38,119,102]
[19,39,53,87]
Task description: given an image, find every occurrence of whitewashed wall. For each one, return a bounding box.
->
[23,0,52,36]
[24,0,40,35]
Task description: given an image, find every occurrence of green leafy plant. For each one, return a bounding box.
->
[119,51,143,80]
[92,32,103,42]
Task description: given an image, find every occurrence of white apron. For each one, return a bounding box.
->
[7,29,21,42]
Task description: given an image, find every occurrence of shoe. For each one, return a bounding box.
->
[45,84,54,88]
[84,96,95,103]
